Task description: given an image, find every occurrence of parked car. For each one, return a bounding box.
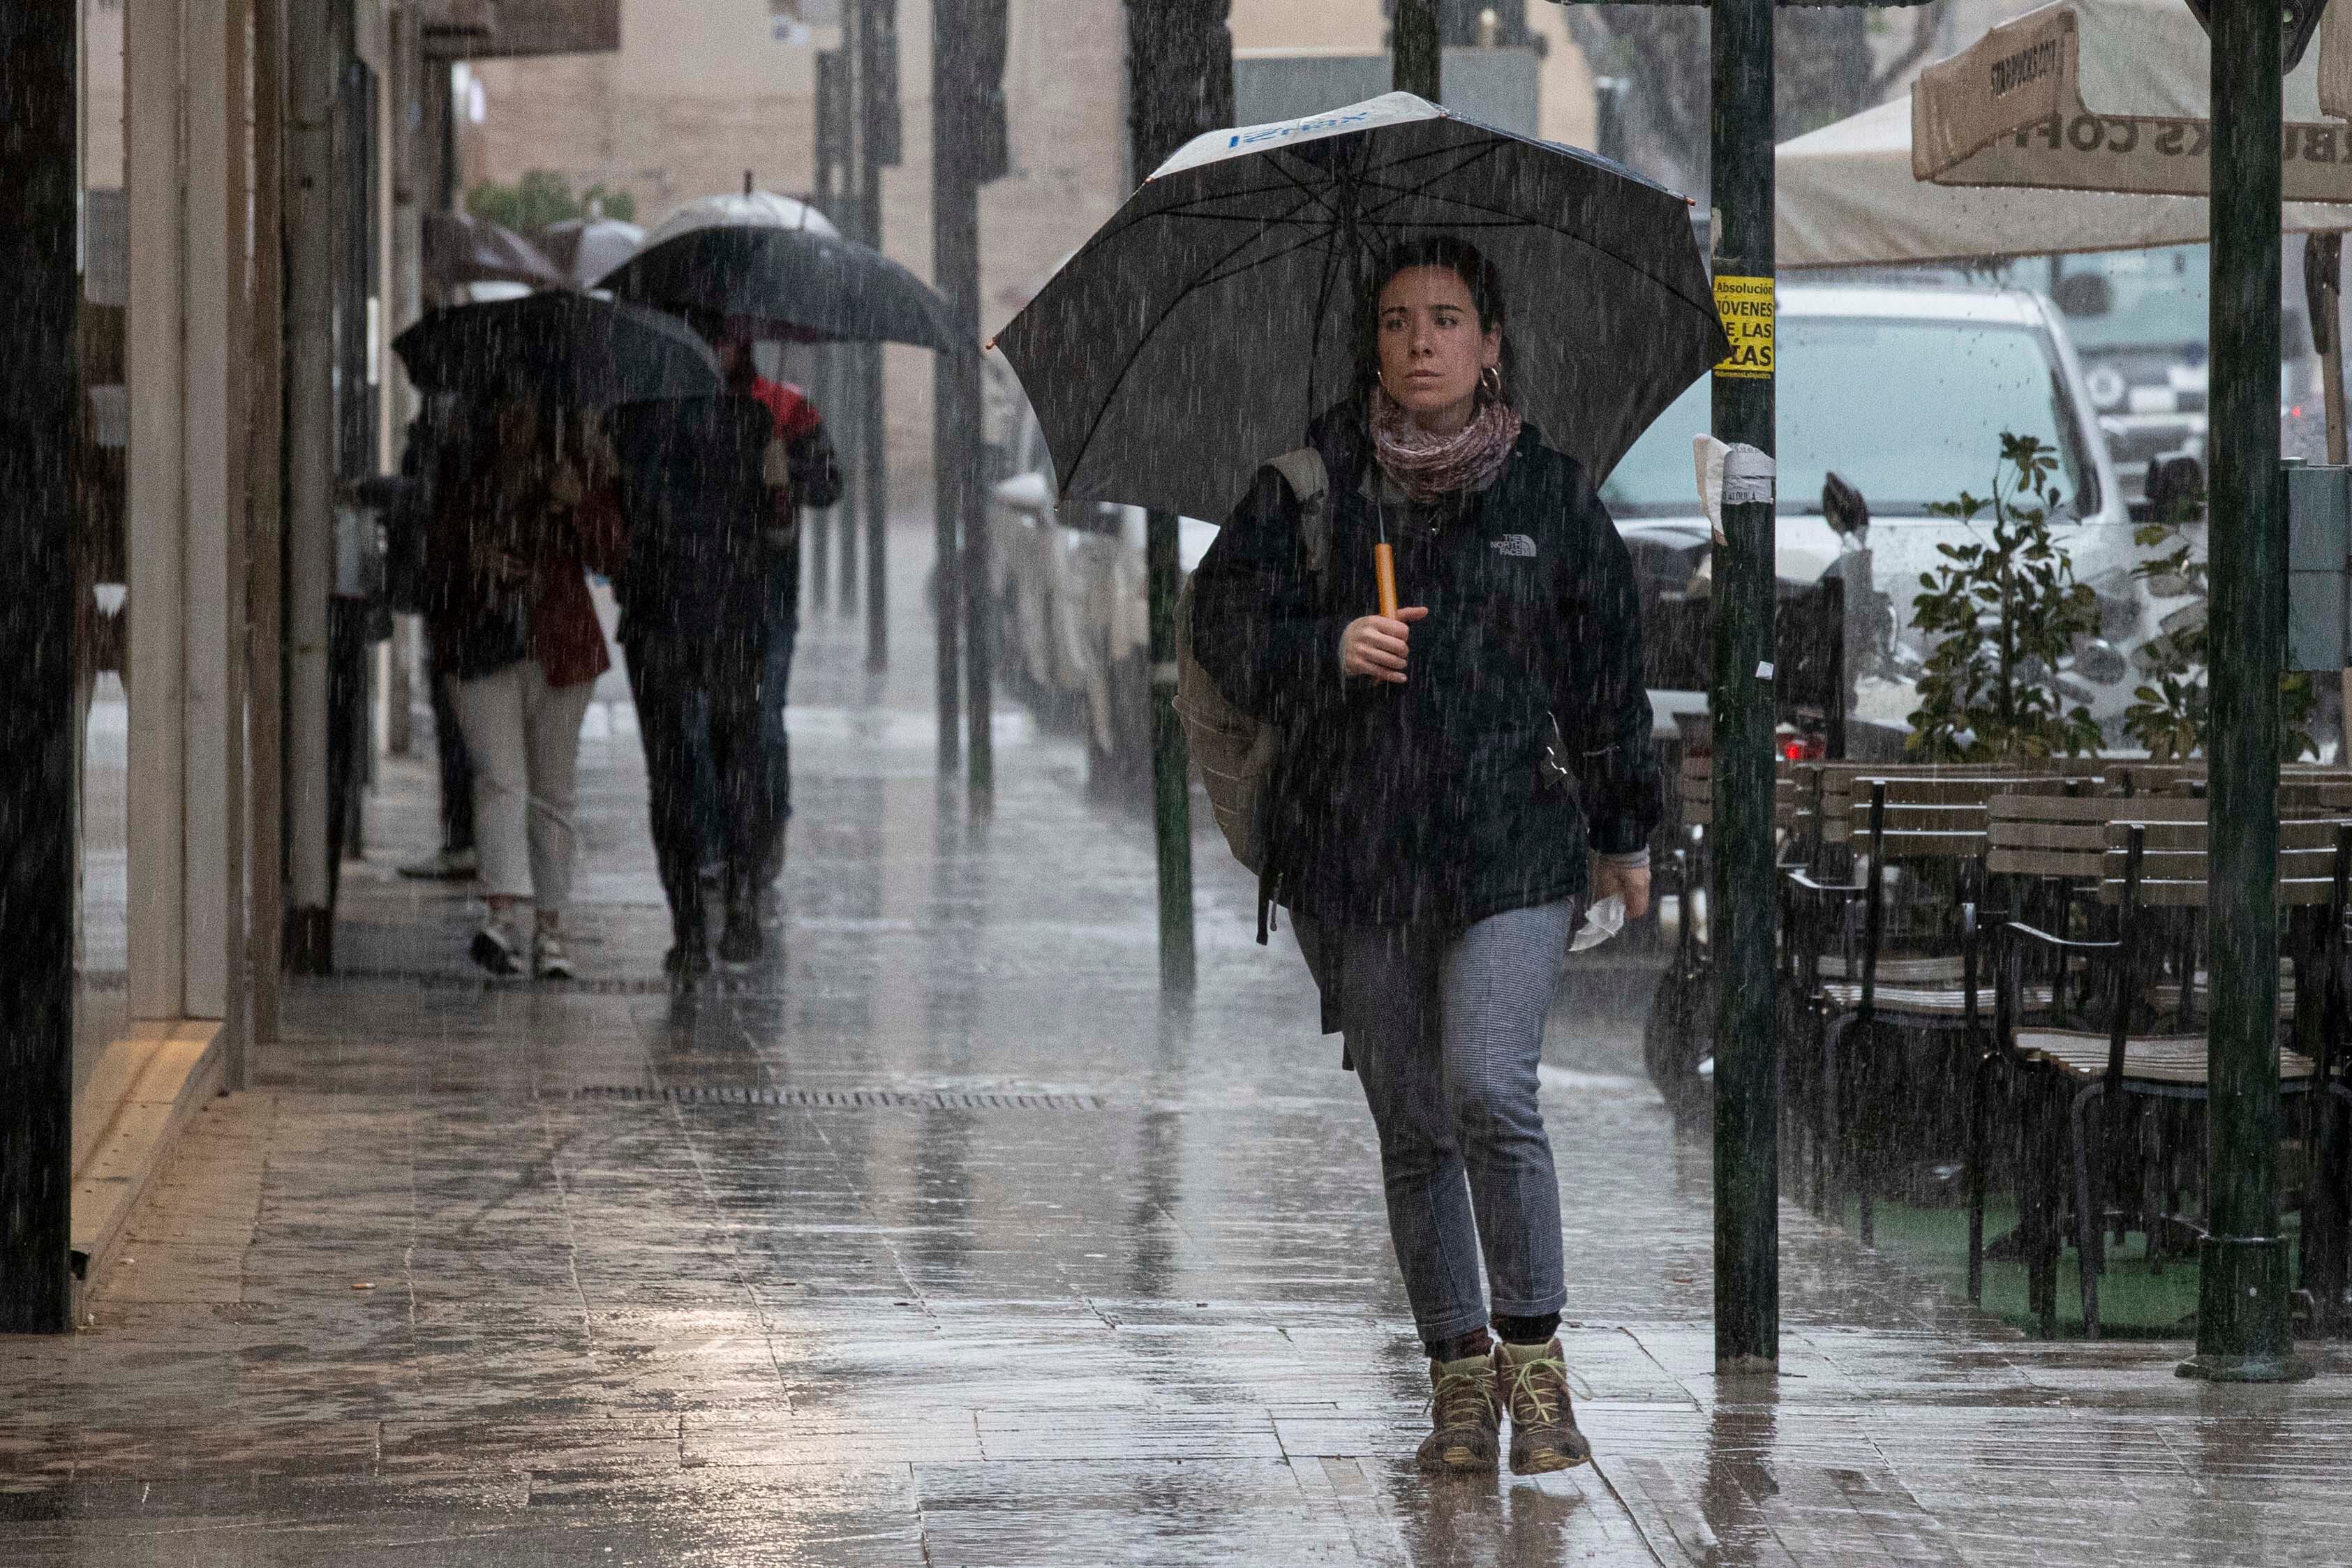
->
[1981,246,2211,499]
[985,368,1215,796]
[1602,282,2173,749]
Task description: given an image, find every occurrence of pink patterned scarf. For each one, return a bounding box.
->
[1369,385,1524,505]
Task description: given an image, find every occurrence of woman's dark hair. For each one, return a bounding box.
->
[1355,235,1514,402]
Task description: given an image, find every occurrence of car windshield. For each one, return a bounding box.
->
[2023,246,2207,352]
[1600,313,2092,518]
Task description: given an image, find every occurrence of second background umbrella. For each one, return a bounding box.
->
[600,223,960,352]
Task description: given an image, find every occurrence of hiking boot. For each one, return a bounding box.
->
[533,929,575,981]
[1494,1340,1591,1474]
[1415,1352,1501,1474]
[470,916,522,977]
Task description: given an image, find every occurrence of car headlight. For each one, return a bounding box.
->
[2085,364,2128,410]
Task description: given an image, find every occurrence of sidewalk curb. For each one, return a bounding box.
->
[69,1020,225,1322]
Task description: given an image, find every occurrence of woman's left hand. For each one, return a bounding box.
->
[1592,861,1651,921]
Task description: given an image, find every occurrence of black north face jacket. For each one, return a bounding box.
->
[1189,410,1661,932]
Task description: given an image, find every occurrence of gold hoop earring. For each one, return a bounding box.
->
[1481,364,1503,401]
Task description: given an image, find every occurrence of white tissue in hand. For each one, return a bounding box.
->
[1571,895,1625,953]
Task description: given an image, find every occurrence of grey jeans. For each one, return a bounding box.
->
[1294,900,1577,1343]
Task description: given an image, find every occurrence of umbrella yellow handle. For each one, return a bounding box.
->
[1374,542,1399,620]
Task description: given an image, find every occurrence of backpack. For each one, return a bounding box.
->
[1172,447,1332,874]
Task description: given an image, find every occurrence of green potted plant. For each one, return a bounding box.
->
[1905,433,2104,762]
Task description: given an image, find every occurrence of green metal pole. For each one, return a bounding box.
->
[859,0,893,672]
[1147,511,1196,991]
[951,0,997,796]
[0,0,80,1334]
[2182,0,2298,1383]
[1126,0,1227,992]
[1393,0,1440,98]
[1709,0,1778,1372]
[930,0,967,773]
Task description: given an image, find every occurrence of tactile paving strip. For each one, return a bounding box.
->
[570,1084,1108,1111]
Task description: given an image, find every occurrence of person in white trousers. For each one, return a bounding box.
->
[447,662,595,976]
[427,388,621,978]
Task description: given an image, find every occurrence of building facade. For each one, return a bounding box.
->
[0,0,618,1333]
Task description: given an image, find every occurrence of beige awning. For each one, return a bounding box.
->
[1780,96,2352,270]
[1911,0,2352,203]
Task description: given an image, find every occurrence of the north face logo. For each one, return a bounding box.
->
[1491,534,1537,558]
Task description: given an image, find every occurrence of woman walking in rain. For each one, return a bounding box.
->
[426,382,621,979]
[1190,237,1660,1477]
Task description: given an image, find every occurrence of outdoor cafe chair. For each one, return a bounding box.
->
[1970,791,2201,1311]
[1812,761,2089,871]
[1646,749,1802,1115]
[1780,774,2067,1240]
[1988,816,2349,1339]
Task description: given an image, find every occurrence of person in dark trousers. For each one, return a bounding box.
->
[609,316,835,973]
[680,335,840,901]
[739,346,840,892]
[390,397,479,881]
[1189,237,1660,1479]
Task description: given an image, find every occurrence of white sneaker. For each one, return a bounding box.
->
[470,916,522,976]
[399,846,479,881]
[533,930,575,981]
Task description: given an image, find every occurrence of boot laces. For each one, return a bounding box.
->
[1428,1364,1496,1431]
[1503,1352,1572,1426]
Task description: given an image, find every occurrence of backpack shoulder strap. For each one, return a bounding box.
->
[1266,447,1332,574]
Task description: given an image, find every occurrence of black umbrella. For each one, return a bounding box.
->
[992,93,1732,523]
[392,291,723,408]
[422,210,566,293]
[598,225,960,352]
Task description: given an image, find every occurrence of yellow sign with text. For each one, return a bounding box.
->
[1713,275,1774,379]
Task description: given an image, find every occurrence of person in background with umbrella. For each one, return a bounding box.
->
[1189,237,1660,1479]
[426,379,623,978]
[605,318,813,973]
[708,317,842,902]
[394,289,724,978]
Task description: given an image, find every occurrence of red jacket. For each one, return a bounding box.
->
[749,375,821,444]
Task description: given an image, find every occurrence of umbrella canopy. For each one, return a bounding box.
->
[1780,96,2352,268]
[423,210,566,293]
[600,225,960,351]
[636,189,840,250]
[992,92,1729,524]
[537,216,645,288]
[1912,0,2352,202]
[392,290,722,408]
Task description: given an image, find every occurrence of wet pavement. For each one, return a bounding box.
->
[13,518,2352,1565]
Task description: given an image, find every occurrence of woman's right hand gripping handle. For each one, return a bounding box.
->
[1341,606,1430,685]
